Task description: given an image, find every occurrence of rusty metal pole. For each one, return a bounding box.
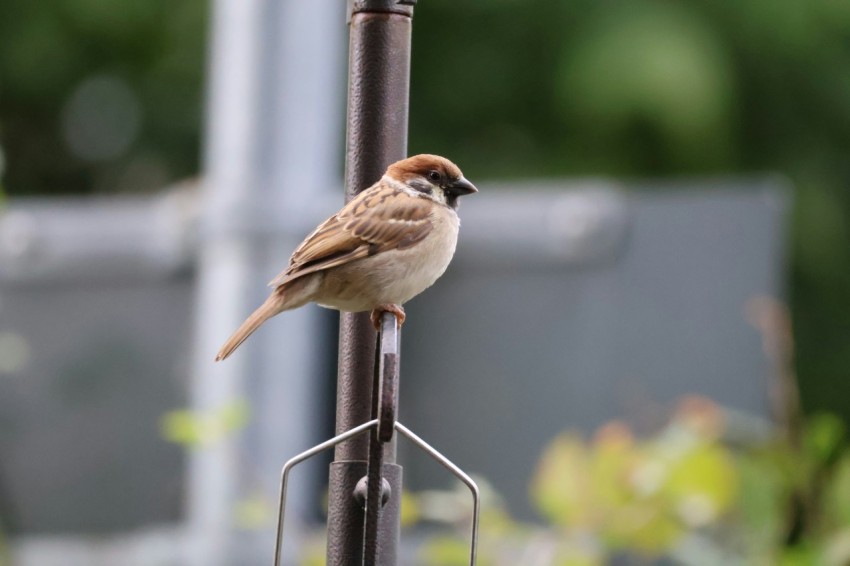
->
[327,1,415,564]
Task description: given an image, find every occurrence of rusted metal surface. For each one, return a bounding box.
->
[326,461,369,564]
[334,4,411,463]
[362,436,385,565]
[329,1,412,564]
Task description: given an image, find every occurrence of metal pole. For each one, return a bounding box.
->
[328,1,414,564]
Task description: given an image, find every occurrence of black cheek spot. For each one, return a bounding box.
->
[409,179,433,195]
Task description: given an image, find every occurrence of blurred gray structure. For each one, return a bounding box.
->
[400,179,789,520]
[0,194,195,535]
[3,0,347,564]
[0,176,788,563]
[0,1,790,565]
[187,0,345,563]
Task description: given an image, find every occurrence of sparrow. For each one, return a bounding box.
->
[215,154,477,361]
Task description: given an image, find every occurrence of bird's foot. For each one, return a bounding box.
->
[370,304,406,331]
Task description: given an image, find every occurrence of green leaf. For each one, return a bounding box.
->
[804,413,845,465]
[604,504,683,555]
[666,443,739,527]
[233,493,273,530]
[531,433,592,527]
[419,536,476,566]
[823,455,850,528]
[160,398,250,447]
[779,542,819,566]
[736,453,788,554]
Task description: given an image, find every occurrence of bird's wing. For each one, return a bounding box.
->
[268,184,434,287]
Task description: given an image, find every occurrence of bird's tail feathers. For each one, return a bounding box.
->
[215,296,282,362]
[214,275,319,362]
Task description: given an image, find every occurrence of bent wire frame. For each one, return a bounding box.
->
[273,419,480,566]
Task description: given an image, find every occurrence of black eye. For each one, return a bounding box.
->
[428,170,441,183]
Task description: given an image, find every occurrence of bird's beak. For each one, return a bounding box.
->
[448,177,478,195]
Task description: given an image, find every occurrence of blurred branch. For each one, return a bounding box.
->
[745,295,801,448]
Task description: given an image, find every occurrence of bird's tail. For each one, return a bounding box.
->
[215,276,319,362]
[215,295,283,362]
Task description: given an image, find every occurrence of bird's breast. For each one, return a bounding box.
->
[316,208,460,311]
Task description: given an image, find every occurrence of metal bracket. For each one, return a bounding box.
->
[395,421,480,566]
[273,419,479,566]
[274,418,379,566]
[377,312,399,443]
[274,312,479,565]
[362,311,400,564]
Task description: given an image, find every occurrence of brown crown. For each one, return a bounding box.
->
[386,154,463,183]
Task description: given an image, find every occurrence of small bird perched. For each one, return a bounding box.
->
[215,154,477,361]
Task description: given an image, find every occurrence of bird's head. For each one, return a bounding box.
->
[386,154,478,209]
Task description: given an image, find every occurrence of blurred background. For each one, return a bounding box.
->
[1,0,849,565]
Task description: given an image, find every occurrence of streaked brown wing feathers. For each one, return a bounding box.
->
[268,185,433,287]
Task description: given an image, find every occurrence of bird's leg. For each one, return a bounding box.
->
[370,304,406,331]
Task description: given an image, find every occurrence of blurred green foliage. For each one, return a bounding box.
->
[159,398,250,448]
[0,0,206,195]
[409,0,850,425]
[0,0,849,419]
[414,398,850,566]
[0,525,7,566]
[294,397,850,564]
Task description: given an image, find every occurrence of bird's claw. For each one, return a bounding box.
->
[370,304,406,331]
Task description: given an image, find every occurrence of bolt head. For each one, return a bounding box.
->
[353,476,392,509]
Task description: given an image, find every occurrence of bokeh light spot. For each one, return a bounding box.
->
[61,75,142,162]
[0,331,32,375]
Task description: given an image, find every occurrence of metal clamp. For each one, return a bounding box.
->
[362,311,400,564]
[377,312,399,443]
[274,312,479,566]
[349,0,415,17]
[273,419,479,566]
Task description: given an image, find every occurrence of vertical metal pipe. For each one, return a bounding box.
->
[328,1,413,564]
[334,1,413,461]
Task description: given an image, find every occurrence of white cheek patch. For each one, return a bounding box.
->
[428,187,448,206]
